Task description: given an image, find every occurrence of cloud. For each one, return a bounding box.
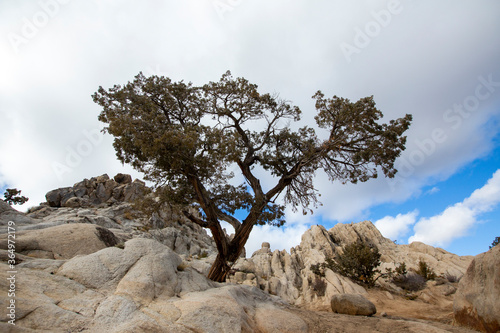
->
[245,223,311,256]
[426,187,440,195]
[374,210,419,241]
[1,0,500,225]
[463,169,500,212]
[409,169,500,247]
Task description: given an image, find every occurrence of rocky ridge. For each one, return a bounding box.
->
[0,174,486,332]
[229,222,473,312]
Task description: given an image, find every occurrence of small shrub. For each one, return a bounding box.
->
[136,225,151,232]
[404,293,419,301]
[445,273,460,283]
[123,211,135,220]
[395,262,407,276]
[198,250,209,259]
[325,241,381,287]
[312,277,327,297]
[393,272,426,291]
[490,236,500,249]
[416,260,436,280]
[310,263,325,277]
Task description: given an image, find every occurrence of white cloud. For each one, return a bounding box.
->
[409,169,500,247]
[463,169,500,212]
[245,223,311,257]
[426,187,440,195]
[1,0,500,224]
[374,210,419,241]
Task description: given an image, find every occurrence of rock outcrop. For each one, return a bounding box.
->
[0,174,482,332]
[453,245,500,333]
[0,237,307,332]
[0,223,118,259]
[229,222,473,311]
[45,173,148,208]
[328,221,473,279]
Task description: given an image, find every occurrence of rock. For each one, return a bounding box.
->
[172,284,307,333]
[45,187,74,207]
[63,197,91,208]
[330,221,472,280]
[44,174,148,208]
[440,284,457,297]
[122,179,148,202]
[0,223,118,259]
[0,199,36,225]
[255,303,308,333]
[114,173,132,184]
[331,294,376,316]
[14,235,305,333]
[0,174,481,332]
[114,241,185,303]
[453,245,500,333]
[301,224,337,258]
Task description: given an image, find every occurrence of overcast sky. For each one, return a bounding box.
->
[1,0,499,256]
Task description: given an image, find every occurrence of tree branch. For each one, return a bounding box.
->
[182,210,209,228]
[216,211,242,232]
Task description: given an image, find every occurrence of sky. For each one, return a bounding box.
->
[1,0,499,257]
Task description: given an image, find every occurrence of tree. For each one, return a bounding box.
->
[490,236,500,249]
[93,71,412,282]
[3,188,29,206]
[415,259,436,281]
[325,241,382,287]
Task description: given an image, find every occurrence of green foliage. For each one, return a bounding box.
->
[490,236,500,249]
[385,262,407,280]
[93,71,412,281]
[384,262,426,291]
[310,263,325,277]
[395,262,408,276]
[325,241,382,287]
[416,260,436,281]
[3,188,29,206]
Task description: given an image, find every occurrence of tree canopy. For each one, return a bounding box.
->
[3,188,29,206]
[93,71,412,281]
[490,236,500,249]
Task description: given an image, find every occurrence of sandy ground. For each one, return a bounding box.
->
[288,282,478,333]
[289,307,477,333]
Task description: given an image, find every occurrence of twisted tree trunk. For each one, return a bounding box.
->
[206,213,258,282]
[207,254,231,282]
